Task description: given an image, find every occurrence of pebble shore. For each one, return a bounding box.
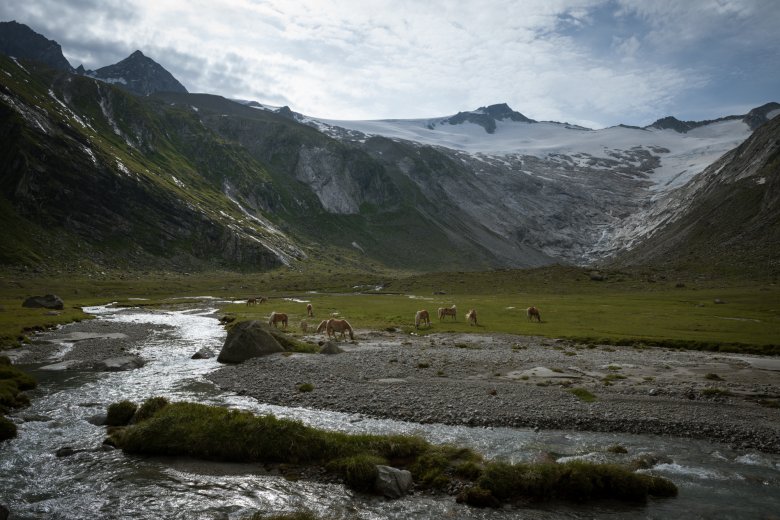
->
[208,329,780,453]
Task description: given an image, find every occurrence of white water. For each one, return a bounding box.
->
[2,304,779,519]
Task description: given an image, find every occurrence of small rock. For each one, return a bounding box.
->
[55,447,77,457]
[86,414,107,426]
[94,356,145,372]
[22,294,64,310]
[714,299,726,304]
[374,465,413,498]
[319,341,344,355]
[191,347,215,359]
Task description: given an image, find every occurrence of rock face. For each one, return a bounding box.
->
[374,465,413,498]
[22,294,64,310]
[0,21,73,72]
[217,321,285,363]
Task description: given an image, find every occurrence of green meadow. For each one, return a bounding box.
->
[1,266,778,353]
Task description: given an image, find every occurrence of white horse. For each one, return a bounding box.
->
[415,309,431,329]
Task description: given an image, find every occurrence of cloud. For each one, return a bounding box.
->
[2,0,778,127]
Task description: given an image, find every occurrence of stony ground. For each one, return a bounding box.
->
[9,317,780,453]
[208,328,780,453]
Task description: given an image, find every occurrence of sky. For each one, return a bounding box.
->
[2,0,778,128]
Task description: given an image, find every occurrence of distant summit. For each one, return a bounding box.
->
[83,50,188,96]
[443,103,535,134]
[647,103,780,133]
[0,20,73,71]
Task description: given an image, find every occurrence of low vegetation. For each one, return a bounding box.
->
[2,265,778,355]
[568,388,597,403]
[0,355,37,441]
[106,399,677,507]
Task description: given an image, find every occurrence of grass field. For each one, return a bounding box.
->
[1,266,778,352]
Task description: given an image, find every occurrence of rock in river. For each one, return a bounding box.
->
[22,294,64,310]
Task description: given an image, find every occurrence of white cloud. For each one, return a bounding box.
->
[2,0,778,127]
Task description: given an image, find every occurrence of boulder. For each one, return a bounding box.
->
[94,356,145,372]
[0,503,8,520]
[217,320,284,363]
[319,341,344,355]
[22,294,64,310]
[374,465,413,498]
[191,347,215,359]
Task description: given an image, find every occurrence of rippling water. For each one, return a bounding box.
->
[1,304,779,519]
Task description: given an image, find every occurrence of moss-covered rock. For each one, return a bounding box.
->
[0,415,17,441]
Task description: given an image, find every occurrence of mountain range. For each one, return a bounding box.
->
[0,20,777,276]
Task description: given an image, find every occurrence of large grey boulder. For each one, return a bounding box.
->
[217,320,284,363]
[374,465,413,498]
[94,356,145,372]
[22,294,64,310]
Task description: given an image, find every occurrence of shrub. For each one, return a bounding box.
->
[106,400,138,426]
[0,415,17,441]
[477,461,677,503]
[297,383,314,392]
[704,373,723,381]
[0,366,37,390]
[327,454,385,491]
[607,445,628,454]
[569,388,596,402]
[134,397,169,423]
[701,388,732,397]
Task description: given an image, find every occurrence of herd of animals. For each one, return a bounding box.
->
[246,297,542,341]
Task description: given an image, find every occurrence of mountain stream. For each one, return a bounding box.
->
[1,303,779,519]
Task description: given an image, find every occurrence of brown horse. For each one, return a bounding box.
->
[326,318,354,340]
[438,305,457,321]
[246,296,267,306]
[306,303,314,317]
[466,308,478,326]
[316,319,329,333]
[415,309,431,329]
[246,297,257,306]
[527,306,542,323]
[300,320,308,332]
[268,311,288,328]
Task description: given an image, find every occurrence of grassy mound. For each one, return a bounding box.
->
[107,400,677,506]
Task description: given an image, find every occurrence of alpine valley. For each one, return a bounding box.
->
[1,21,778,275]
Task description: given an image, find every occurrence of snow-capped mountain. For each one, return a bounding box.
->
[276,102,779,264]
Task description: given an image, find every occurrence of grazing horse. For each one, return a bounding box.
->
[268,311,288,328]
[326,318,354,340]
[415,309,431,329]
[438,305,457,321]
[316,320,329,333]
[466,309,478,326]
[527,306,542,323]
[246,297,257,306]
[247,296,267,306]
[306,303,314,317]
[300,320,308,332]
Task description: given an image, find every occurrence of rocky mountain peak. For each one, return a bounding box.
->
[90,50,188,96]
[0,20,73,72]
[444,102,535,134]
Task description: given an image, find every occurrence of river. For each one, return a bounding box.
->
[1,303,779,519]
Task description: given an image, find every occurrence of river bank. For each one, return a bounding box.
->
[8,312,780,454]
[207,328,780,454]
